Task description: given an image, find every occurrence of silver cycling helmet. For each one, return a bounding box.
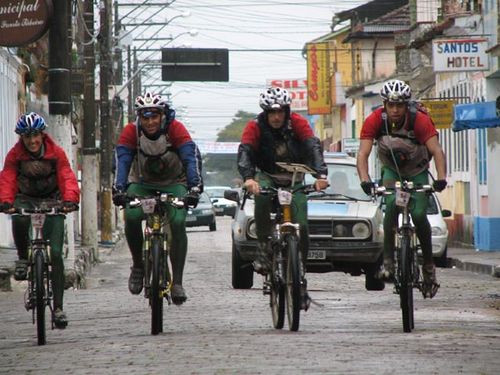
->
[134,92,168,113]
[380,79,412,103]
[259,87,292,110]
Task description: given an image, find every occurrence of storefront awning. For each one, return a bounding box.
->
[453,101,500,132]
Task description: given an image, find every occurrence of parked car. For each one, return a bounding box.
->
[205,186,237,218]
[226,153,385,291]
[379,192,451,267]
[186,192,217,231]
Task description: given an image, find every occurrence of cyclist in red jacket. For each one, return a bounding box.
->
[0,112,80,328]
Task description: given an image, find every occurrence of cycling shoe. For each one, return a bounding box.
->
[53,308,68,329]
[14,259,29,281]
[171,284,187,305]
[422,264,440,299]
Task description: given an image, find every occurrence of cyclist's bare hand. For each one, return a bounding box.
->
[0,202,15,214]
[61,201,79,213]
[314,179,329,191]
[244,178,260,195]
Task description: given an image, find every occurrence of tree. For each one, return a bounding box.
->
[216,110,256,141]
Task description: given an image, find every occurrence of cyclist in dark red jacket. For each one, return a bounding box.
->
[0,112,80,328]
[237,87,328,306]
[357,79,447,298]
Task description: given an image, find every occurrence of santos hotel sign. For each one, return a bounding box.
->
[432,38,489,72]
[0,0,53,47]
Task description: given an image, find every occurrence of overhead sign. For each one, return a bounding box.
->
[267,78,307,111]
[420,100,455,129]
[306,42,330,115]
[0,0,53,47]
[432,38,489,72]
[162,48,229,82]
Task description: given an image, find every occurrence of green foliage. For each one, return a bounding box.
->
[216,110,256,141]
[203,110,256,187]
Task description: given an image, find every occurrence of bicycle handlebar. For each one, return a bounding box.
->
[373,183,433,196]
[259,184,316,196]
[124,193,185,209]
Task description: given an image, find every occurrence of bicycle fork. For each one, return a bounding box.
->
[24,245,52,311]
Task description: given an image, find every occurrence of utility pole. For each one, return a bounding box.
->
[82,0,99,260]
[99,0,114,244]
[48,0,76,263]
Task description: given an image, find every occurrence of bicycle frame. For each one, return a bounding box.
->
[128,193,184,335]
[376,180,432,332]
[12,202,63,345]
[258,162,317,332]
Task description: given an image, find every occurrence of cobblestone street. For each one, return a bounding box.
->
[0,217,499,374]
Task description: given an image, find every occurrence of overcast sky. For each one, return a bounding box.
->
[116,0,367,141]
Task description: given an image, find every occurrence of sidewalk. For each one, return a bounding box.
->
[448,245,500,278]
[1,242,499,291]
[0,242,98,291]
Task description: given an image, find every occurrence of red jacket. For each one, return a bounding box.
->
[0,134,80,204]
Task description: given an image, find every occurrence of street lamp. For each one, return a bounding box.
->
[135,29,199,59]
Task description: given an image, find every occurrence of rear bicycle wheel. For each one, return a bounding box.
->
[399,233,414,333]
[34,250,47,345]
[150,237,164,335]
[285,234,301,332]
[270,245,285,329]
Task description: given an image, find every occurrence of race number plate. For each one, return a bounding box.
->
[141,198,156,214]
[308,250,326,260]
[31,214,46,229]
[277,189,293,205]
[395,190,410,207]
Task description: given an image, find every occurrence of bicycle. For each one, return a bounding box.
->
[374,180,437,332]
[6,200,68,345]
[242,162,317,331]
[123,192,185,335]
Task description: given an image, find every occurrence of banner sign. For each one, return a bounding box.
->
[420,100,455,129]
[195,140,239,154]
[306,42,330,115]
[267,78,308,111]
[0,0,53,47]
[432,38,489,72]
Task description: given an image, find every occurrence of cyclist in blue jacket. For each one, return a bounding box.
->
[112,92,202,304]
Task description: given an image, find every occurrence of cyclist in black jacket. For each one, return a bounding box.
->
[237,87,328,280]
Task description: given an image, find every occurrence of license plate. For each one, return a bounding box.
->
[308,250,326,260]
[186,216,196,222]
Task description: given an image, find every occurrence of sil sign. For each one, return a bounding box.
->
[432,38,489,72]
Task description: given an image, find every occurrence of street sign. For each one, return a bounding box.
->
[420,100,455,129]
[342,138,360,153]
[161,48,229,82]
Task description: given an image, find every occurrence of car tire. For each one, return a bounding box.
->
[209,221,216,231]
[434,246,448,268]
[232,243,253,289]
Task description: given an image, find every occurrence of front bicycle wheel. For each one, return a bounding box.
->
[270,245,285,329]
[150,237,164,335]
[399,232,414,333]
[34,250,47,345]
[285,234,301,332]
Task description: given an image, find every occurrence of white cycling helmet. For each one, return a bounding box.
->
[259,87,292,110]
[134,92,168,113]
[380,79,412,103]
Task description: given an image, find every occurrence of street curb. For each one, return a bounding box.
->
[449,257,500,278]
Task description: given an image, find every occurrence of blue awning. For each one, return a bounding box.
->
[453,101,500,132]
